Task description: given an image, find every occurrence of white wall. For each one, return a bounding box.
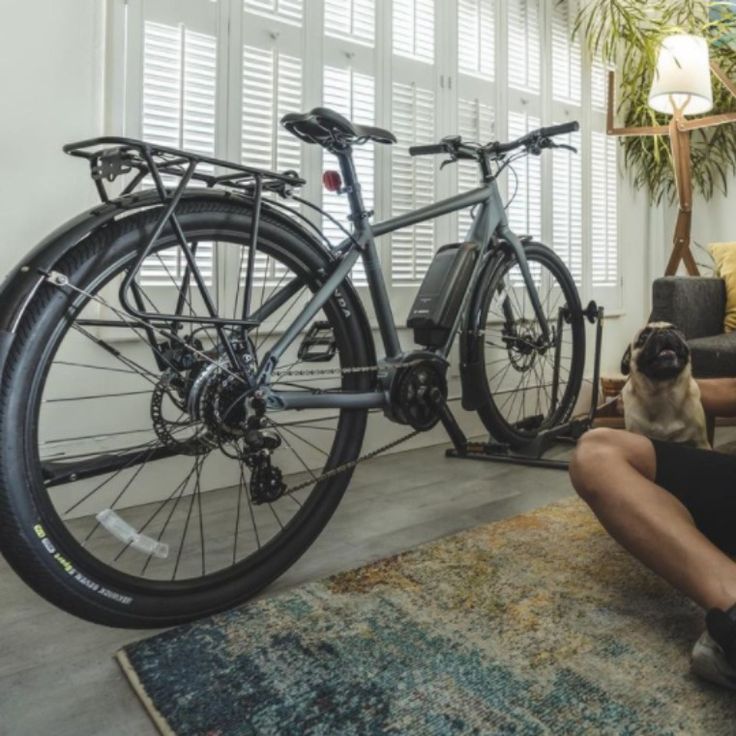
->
[672,187,736,272]
[0,0,105,279]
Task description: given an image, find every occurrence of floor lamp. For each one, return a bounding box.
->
[607,34,736,276]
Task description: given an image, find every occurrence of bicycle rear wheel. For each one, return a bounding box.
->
[469,242,585,449]
[0,197,373,627]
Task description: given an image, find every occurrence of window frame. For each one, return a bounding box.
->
[109,0,622,328]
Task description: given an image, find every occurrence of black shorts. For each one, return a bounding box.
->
[653,439,736,556]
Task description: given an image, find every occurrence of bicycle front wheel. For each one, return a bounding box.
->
[470,242,585,449]
[0,197,373,627]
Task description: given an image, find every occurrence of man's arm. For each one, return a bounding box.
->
[698,378,736,417]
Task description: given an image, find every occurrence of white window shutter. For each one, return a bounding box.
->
[321,66,376,286]
[591,59,608,111]
[325,0,375,47]
[551,1,581,105]
[244,0,303,27]
[241,45,302,174]
[552,128,582,284]
[392,0,434,65]
[507,0,540,94]
[458,0,494,81]
[391,82,435,284]
[140,21,217,287]
[590,132,618,288]
[457,97,494,240]
[506,110,541,239]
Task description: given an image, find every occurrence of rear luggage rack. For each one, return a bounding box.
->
[62,137,306,332]
[64,136,305,203]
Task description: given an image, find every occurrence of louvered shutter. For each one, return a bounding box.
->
[393,0,434,64]
[458,0,494,80]
[591,58,608,112]
[457,98,494,239]
[507,0,540,94]
[243,0,303,27]
[390,0,436,287]
[551,0,581,105]
[239,0,305,286]
[590,131,618,289]
[455,0,496,241]
[391,83,436,284]
[549,1,582,284]
[551,128,582,284]
[324,0,374,46]
[139,20,217,287]
[506,111,541,239]
[321,66,376,285]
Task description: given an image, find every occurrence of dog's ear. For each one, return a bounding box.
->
[621,344,632,376]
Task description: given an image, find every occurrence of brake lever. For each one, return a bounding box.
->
[538,137,577,154]
[440,155,458,170]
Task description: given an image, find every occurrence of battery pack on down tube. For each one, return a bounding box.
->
[407,242,479,348]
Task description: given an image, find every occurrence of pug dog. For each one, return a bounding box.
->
[621,321,710,449]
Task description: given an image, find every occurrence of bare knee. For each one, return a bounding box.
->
[569,428,629,503]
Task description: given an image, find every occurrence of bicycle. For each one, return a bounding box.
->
[0,107,584,627]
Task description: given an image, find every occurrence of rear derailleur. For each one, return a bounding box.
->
[242,394,286,505]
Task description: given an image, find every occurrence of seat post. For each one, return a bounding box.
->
[334,147,369,223]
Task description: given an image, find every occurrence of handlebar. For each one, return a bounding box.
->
[409,120,580,160]
[408,143,448,157]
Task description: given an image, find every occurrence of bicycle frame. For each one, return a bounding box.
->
[257,146,551,412]
[56,137,551,416]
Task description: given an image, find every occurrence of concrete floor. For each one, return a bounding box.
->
[0,440,578,736]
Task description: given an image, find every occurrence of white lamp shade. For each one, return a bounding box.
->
[648,34,713,116]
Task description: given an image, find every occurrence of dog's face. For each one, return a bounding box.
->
[622,322,691,381]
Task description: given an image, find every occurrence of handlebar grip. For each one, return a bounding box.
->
[409,143,447,157]
[539,121,580,138]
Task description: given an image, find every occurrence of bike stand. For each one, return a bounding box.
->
[437,301,605,471]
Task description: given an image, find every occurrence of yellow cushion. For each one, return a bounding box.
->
[709,242,736,332]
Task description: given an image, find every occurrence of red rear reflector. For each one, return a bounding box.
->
[322,170,342,193]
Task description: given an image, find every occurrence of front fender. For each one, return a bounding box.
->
[458,238,524,411]
[0,188,376,378]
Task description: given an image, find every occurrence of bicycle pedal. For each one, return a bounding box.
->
[298,321,337,362]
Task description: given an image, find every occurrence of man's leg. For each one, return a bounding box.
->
[569,428,736,611]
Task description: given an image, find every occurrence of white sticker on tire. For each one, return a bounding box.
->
[96,509,169,559]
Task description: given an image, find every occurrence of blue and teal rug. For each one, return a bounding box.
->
[118,498,736,735]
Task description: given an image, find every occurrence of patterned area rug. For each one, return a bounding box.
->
[118,498,736,736]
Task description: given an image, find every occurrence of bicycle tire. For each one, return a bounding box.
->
[469,241,585,449]
[0,197,373,627]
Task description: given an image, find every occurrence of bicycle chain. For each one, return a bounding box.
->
[283,426,421,496]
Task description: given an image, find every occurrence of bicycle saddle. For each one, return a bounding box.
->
[281,107,397,147]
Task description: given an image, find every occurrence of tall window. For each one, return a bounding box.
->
[118,0,620,308]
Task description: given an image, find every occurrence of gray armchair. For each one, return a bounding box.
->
[650,277,736,378]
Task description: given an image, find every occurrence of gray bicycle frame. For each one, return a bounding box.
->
[255,147,550,412]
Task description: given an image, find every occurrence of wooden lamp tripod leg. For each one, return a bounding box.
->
[665,118,699,276]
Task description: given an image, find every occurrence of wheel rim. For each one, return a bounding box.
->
[31,228,366,587]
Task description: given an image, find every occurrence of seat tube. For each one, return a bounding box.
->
[336,147,367,219]
[335,147,402,357]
